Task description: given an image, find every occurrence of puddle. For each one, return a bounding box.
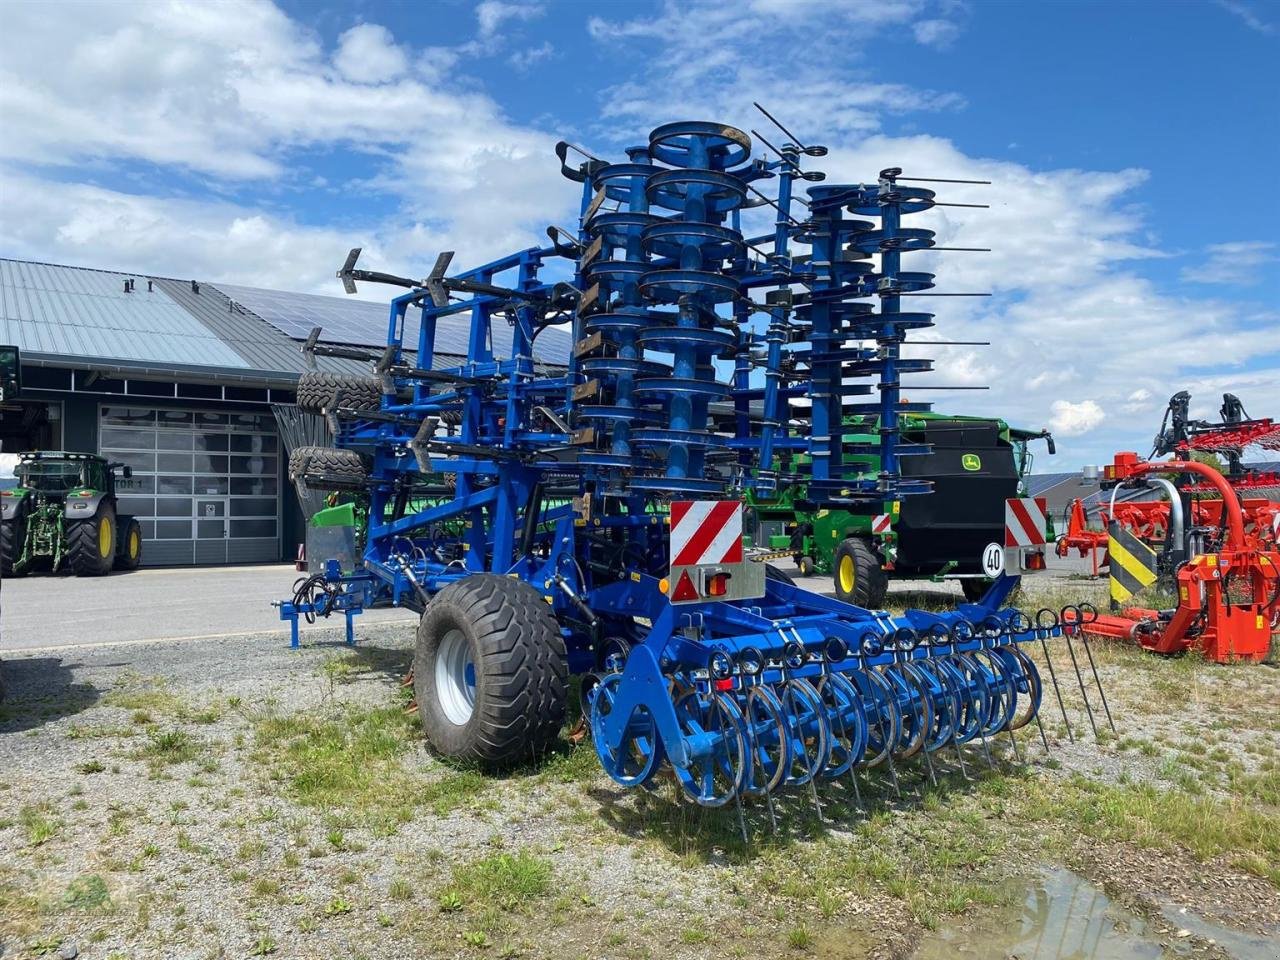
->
[910,867,1167,959]
[1158,903,1280,960]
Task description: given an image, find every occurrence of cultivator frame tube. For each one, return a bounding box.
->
[278,115,1105,811]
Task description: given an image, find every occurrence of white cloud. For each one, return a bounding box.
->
[476,1,544,40]
[1181,240,1278,286]
[913,18,962,48]
[1215,0,1275,34]
[509,41,554,71]
[1049,400,1106,437]
[333,23,408,84]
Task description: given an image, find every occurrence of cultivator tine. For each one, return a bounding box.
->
[1071,604,1117,735]
[1036,610,1074,743]
[1062,628,1100,740]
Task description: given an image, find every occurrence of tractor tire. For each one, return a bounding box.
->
[295,372,381,414]
[796,555,815,577]
[67,502,117,576]
[833,537,888,609]
[114,516,143,571]
[413,574,568,768]
[1,498,30,577]
[288,446,368,492]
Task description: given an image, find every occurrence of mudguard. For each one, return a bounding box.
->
[1,488,30,521]
[63,491,110,521]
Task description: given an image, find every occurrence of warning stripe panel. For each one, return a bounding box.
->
[671,500,743,567]
[1005,497,1048,547]
[1108,521,1158,602]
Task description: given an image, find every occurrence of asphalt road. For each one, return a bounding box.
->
[0,555,1094,653]
[0,563,419,652]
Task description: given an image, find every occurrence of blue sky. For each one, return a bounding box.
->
[1,0,1277,468]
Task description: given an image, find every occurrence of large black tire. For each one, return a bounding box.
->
[1,498,30,577]
[288,445,368,492]
[114,516,143,571]
[413,574,568,768]
[295,372,380,414]
[67,502,117,576]
[833,537,888,608]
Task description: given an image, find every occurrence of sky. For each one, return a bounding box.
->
[0,0,1277,470]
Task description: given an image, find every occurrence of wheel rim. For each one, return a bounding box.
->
[98,516,113,558]
[838,554,855,594]
[129,529,140,559]
[435,628,476,725]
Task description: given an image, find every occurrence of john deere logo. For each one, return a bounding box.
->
[962,454,982,471]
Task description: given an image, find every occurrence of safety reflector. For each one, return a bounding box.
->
[671,569,699,602]
[713,678,734,692]
[706,573,730,597]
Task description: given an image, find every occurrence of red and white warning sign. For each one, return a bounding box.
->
[1005,497,1048,548]
[670,500,744,567]
[871,513,892,534]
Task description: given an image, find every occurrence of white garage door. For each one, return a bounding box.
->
[99,405,281,566]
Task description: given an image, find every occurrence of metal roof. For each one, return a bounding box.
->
[0,259,250,370]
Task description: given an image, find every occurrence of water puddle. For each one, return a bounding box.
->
[911,867,1164,959]
[1158,903,1280,960]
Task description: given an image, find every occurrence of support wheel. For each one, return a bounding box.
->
[413,574,568,768]
[67,502,116,576]
[114,516,143,571]
[295,372,381,414]
[288,446,368,492]
[833,537,887,608]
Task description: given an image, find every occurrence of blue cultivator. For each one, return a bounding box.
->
[278,114,1102,820]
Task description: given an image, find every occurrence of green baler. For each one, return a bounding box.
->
[747,412,1054,606]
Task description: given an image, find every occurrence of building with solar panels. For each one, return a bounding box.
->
[0,257,568,566]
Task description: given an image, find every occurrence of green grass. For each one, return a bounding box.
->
[18,804,60,847]
[137,727,199,766]
[251,704,485,832]
[62,874,111,911]
[438,851,552,913]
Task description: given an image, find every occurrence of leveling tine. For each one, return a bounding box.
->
[1036,610,1074,743]
[1069,604,1117,735]
[781,642,824,823]
[1061,627,1100,740]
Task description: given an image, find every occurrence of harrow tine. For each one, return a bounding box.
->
[1061,625,1100,740]
[1073,604,1117,735]
[1036,610,1075,743]
[817,636,864,817]
[780,645,825,823]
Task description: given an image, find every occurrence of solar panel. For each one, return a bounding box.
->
[213,282,570,363]
[1023,473,1074,496]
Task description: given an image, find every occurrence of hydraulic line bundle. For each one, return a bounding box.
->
[276,116,1104,819]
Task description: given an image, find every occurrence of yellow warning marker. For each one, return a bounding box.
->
[1108,520,1158,606]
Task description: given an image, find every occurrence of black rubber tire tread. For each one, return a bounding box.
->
[114,516,143,571]
[295,371,381,414]
[67,502,116,577]
[1,498,28,577]
[288,445,368,492]
[413,573,568,768]
[833,536,888,608]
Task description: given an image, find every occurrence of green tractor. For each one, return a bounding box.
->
[0,451,143,576]
[747,412,1055,606]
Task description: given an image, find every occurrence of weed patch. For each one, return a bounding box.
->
[439,851,552,913]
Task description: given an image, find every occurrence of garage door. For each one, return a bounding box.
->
[99,405,281,566]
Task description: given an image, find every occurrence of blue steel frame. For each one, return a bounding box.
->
[276,120,1073,797]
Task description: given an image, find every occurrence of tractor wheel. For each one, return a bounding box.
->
[833,537,888,608]
[288,446,368,492]
[67,502,117,576]
[114,516,143,571]
[413,574,568,768]
[295,372,381,414]
[1,498,30,577]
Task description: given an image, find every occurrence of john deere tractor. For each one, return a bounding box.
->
[0,451,142,576]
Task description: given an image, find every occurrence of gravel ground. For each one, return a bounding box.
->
[1,576,1278,960]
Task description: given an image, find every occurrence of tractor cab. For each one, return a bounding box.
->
[15,453,117,499]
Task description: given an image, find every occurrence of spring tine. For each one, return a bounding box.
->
[743,685,779,835]
[921,732,939,786]
[1006,724,1023,765]
[1038,636,1075,743]
[1079,633,1118,735]
[1033,705,1052,755]
[781,670,824,823]
[733,781,750,847]
[1062,633,1100,739]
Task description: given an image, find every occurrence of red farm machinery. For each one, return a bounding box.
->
[1057,391,1280,662]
